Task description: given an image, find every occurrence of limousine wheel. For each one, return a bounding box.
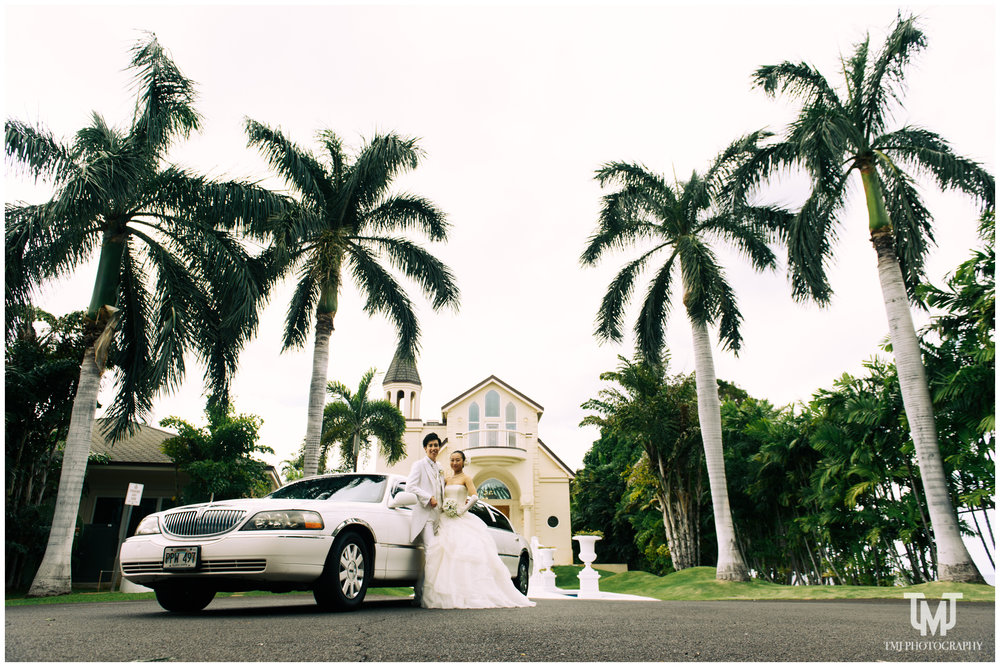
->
[515,554,530,595]
[154,584,216,613]
[315,531,370,611]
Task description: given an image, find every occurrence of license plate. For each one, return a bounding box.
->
[163,546,200,570]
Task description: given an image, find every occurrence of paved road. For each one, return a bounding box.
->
[5,594,994,662]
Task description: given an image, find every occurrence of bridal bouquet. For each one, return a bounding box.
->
[442,498,460,518]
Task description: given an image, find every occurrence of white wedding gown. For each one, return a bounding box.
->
[421,485,535,609]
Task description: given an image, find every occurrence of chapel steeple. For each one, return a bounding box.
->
[383,348,421,420]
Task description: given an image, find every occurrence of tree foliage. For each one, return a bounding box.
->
[322,368,406,473]
[160,402,274,504]
[4,308,93,589]
[5,32,286,440]
[573,217,994,582]
[580,356,705,572]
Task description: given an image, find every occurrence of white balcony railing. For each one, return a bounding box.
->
[460,428,527,449]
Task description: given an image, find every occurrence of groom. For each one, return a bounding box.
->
[406,432,445,603]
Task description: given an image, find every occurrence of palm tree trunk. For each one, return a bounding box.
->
[870,229,984,583]
[860,168,983,583]
[27,233,124,597]
[303,313,335,477]
[27,347,102,597]
[689,319,749,581]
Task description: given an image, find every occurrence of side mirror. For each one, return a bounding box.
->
[388,491,417,509]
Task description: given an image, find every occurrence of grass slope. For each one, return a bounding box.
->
[8,570,993,606]
[553,566,995,602]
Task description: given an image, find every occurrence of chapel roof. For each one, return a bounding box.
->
[441,375,544,419]
[384,349,422,386]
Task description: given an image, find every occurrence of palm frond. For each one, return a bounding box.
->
[245,118,330,206]
[283,265,321,350]
[145,167,291,237]
[787,101,860,178]
[595,162,676,206]
[348,133,423,212]
[362,193,449,241]
[720,139,800,207]
[5,202,102,296]
[752,61,842,108]
[103,240,154,442]
[677,235,724,326]
[705,130,775,199]
[128,32,201,156]
[862,14,926,140]
[316,129,346,182]
[701,210,780,272]
[875,156,934,297]
[784,182,848,305]
[129,228,200,395]
[713,269,744,354]
[874,127,995,210]
[346,243,420,359]
[634,256,676,363]
[581,185,664,265]
[4,119,75,183]
[353,236,460,311]
[679,171,710,227]
[842,36,870,131]
[595,244,672,342]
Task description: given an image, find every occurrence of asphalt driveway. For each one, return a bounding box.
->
[4,594,994,662]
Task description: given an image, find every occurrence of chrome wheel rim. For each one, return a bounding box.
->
[339,543,365,598]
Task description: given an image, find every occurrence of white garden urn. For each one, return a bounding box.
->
[537,547,557,591]
[573,535,602,598]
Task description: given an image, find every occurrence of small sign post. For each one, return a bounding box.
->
[112,483,144,591]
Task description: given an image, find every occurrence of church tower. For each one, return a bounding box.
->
[383,349,422,421]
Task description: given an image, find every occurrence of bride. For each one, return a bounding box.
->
[420,450,535,609]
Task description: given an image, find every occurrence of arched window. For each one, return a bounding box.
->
[468,403,480,447]
[395,390,404,410]
[485,390,500,417]
[505,402,516,446]
[409,391,417,418]
[477,478,512,500]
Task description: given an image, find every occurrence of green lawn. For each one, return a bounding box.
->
[553,565,995,602]
[7,569,993,606]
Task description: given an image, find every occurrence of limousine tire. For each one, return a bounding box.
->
[154,584,216,613]
[514,554,530,595]
[314,531,370,611]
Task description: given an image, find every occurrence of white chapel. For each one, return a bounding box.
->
[375,351,575,564]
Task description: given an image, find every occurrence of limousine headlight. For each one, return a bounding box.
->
[241,510,324,531]
[134,515,160,535]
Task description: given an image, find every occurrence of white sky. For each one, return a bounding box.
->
[3,0,995,519]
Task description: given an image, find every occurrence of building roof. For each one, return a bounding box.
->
[538,438,575,478]
[89,418,283,488]
[384,350,422,386]
[441,375,544,419]
[89,419,177,464]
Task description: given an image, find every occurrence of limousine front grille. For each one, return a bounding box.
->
[122,558,267,574]
[162,509,246,536]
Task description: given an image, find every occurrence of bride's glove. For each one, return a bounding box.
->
[458,494,478,516]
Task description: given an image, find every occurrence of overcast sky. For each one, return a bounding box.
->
[4,2,995,486]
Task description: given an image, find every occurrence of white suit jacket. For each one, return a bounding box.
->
[406,456,444,541]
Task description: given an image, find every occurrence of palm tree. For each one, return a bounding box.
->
[581,356,704,571]
[245,120,460,478]
[5,34,285,597]
[581,140,791,581]
[322,368,406,473]
[739,14,992,581]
